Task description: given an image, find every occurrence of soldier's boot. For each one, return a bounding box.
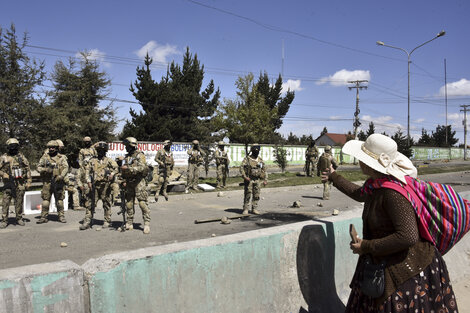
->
[36,217,48,224]
[0,220,7,229]
[79,222,90,230]
[143,223,150,234]
[125,222,133,230]
[163,192,169,201]
[16,219,25,226]
[154,194,159,202]
[242,208,249,215]
[102,221,110,229]
[58,216,67,223]
[250,208,261,215]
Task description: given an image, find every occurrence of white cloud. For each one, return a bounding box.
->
[75,49,109,66]
[439,79,470,96]
[448,113,462,121]
[414,118,425,123]
[135,41,180,63]
[317,69,371,87]
[281,79,303,93]
[361,115,403,134]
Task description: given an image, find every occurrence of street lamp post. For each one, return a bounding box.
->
[376,30,446,146]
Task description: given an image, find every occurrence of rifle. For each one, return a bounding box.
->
[89,165,96,227]
[3,162,18,199]
[117,188,126,231]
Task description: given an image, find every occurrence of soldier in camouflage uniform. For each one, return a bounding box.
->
[304,141,319,177]
[317,145,338,200]
[120,137,151,234]
[186,140,205,190]
[154,140,174,202]
[79,142,118,230]
[37,140,69,223]
[240,144,267,215]
[0,138,32,228]
[65,166,82,210]
[79,136,96,169]
[214,141,230,188]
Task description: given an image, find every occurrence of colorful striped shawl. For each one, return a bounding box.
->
[361,176,470,255]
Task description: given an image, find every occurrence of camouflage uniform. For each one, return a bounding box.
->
[317,146,338,200]
[240,145,267,215]
[154,140,174,201]
[305,144,319,177]
[79,137,97,169]
[37,141,69,223]
[0,139,32,227]
[65,167,81,210]
[214,141,230,188]
[186,140,205,190]
[120,137,150,233]
[80,143,118,229]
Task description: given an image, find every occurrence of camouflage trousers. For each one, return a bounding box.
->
[2,186,26,222]
[322,181,332,200]
[216,164,228,188]
[186,163,201,189]
[305,158,317,177]
[125,178,150,225]
[83,182,113,225]
[67,186,80,209]
[155,168,171,196]
[243,179,262,210]
[41,182,66,219]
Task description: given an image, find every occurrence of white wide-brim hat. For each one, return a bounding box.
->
[342,134,417,184]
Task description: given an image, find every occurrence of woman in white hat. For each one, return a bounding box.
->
[322,134,458,312]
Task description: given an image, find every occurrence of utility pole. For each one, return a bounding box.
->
[461,105,469,160]
[348,80,368,138]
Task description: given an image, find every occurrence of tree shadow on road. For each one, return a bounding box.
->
[296,221,345,313]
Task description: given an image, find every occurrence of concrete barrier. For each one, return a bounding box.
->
[83,209,363,313]
[0,260,87,313]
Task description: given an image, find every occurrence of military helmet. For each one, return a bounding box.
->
[6,138,19,146]
[56,139,64,148]
[325,145,332,152]
[218,141,226,146]
[96,141,108,151]
[124,137,138,147]
[192,140,199,145]
[47,140,59,147]
[83,136,92,142]
[250,143,260,151]
[163,140,172,146]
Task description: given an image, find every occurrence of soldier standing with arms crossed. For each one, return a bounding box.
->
[120,137,151,234]
[154,140,174,202]
[186,140,205,191]
[214,141,230,189]
[240,144,267,215]
[317,145,338,200]
[79,142,118,230]
[0,138,32,228]
[37,140,69,223]
[304,140,319,177]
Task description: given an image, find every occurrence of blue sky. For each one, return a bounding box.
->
[3,0,470,144]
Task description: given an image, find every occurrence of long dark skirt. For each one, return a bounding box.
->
[346,249,459,312]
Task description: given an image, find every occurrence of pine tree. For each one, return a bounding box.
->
[366,122,376,137]
[417,128,433,146]
[123,48,220,143]
[431,125,458,147]
[391,129,413,157]
[357,130,367,141]
[0,24,46,160]
[320,127,328,137]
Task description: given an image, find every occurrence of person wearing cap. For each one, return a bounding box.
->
[0,138,32,228]
[154,140,174,202]
[37,140,69,223]
[304,140,319,177]
[79,136,96,169]
[240,143,267,215]
[214,141,230,188]
[186,140,206,191]
[321,134,458,311]
[317,145,338,200]
[79,142,118,230]
[120,137,151,234]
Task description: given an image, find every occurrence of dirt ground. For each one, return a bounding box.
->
[1,164,469,309]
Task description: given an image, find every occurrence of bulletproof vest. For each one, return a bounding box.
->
[318,153,332,171]
[306,147,318,158]
[157,150,173,168]
[80,148,96,166]
[122,150,148,178]
[90,158,112,182]
[43,153,67,178]
[1,154,27,179]
[245,157,264,179]
[215,149,228,165]
[188,148,203,163]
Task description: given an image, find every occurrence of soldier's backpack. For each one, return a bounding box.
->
[317,153,331,176]
[362,176,470,255]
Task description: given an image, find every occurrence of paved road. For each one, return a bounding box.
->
[1,164,469,309]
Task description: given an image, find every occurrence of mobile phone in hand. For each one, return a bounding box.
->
[349,224,359,243]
